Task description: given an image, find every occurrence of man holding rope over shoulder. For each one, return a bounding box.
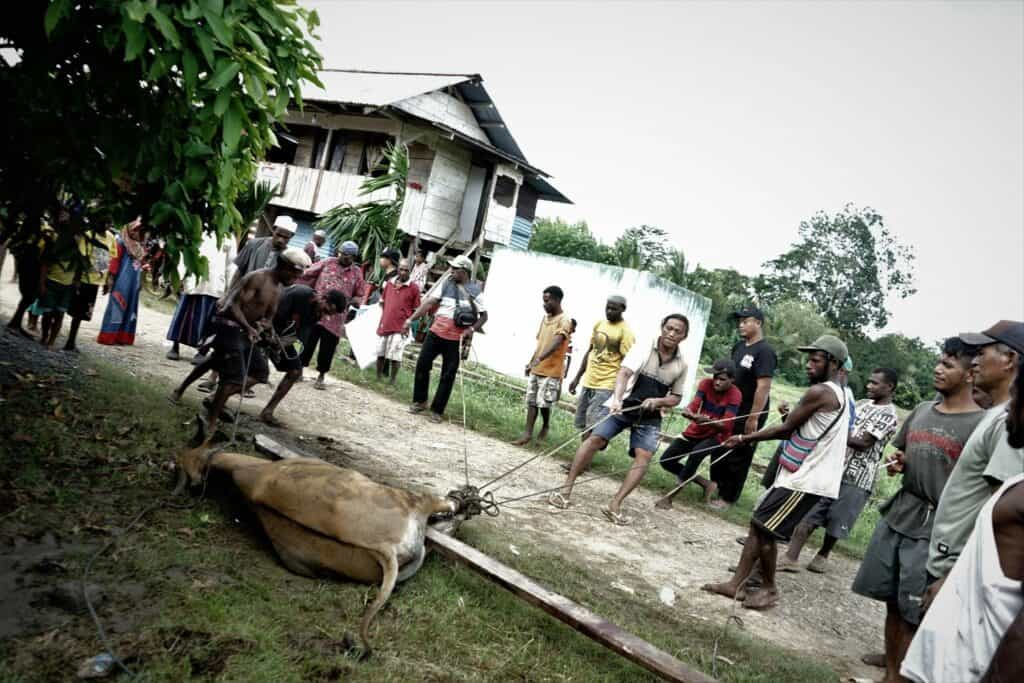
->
[703,334,849,610]
[549,314,690,526]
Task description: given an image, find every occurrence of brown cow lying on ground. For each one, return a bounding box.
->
[176,438,470,657]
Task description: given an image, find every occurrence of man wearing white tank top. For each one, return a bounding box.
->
[703,335,849,610]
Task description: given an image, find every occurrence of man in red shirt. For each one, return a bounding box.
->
[376,259,420,384]
[656,359,742,508]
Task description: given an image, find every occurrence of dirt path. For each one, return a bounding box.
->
[0,264,884,681]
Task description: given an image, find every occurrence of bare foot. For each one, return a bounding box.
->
[654,497,673,510]
[259,412,287,428]
[742,587,779,610]
[777,555,802,573]
[709,499,730,511]
[511,435,532,446]
[701,582,739,599]
[168,390,182,405]
[536,427,549,442]
[702,481,718,504]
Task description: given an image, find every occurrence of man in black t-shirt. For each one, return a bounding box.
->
[260,285,347,426]
[710,306,777,507]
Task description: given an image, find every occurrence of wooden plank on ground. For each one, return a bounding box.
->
[425,528,717,683]
[253,434,309,461]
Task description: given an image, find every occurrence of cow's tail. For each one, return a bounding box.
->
[359,548,399,659]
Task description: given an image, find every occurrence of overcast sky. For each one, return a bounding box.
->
[308,0,1023,343]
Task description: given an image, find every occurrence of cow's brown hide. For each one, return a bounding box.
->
[177,446,457,655]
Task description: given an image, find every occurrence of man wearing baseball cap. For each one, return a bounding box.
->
[852,335,986,683]
[403,254,488,422]
[916,322,1024,605]
[296,239,367,389]
[717,306,778,508]
[704,334,849,610]
[903,325,1024,683]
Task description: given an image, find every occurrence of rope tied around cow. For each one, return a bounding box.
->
[446,484,501,518]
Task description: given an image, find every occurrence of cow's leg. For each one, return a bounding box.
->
[360,548,399,659]
[253,505,382,583]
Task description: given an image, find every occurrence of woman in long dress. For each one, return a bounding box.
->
[165,232,236,360]
[97,218,144,345]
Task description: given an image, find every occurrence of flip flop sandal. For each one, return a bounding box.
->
[167,393,181,406]
[428,413,443,424]
[408,404,426,414]
[547,492,571,509]
[313,381,326,391]
[197,381,216,394]
[602,508,632,526]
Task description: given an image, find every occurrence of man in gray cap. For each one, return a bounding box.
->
[920,321,1024,608]
[567,294,635,446]
[852,335,986,683]
[304,229,326,264]
[704,334,849,611]
[232,214,297,284]
[296,239,366,389]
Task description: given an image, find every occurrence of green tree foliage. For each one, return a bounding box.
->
[763,300,835,385]
[528,218,617,265]
[685,266,756,364]
[315,142,408,280]
[845,333,939,407]
[611,225,672,271]
[0,0,321,279]
[658,248,690,288]
[757,204,916,333]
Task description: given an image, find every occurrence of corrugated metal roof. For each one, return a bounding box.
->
[303,69,476,108]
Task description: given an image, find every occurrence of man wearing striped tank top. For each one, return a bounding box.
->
[703,335,849,610]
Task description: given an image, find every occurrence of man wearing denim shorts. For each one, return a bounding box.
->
[567,295,635,448]
[551,314,689,524]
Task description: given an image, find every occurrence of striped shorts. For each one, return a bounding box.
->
[751,487,821,542]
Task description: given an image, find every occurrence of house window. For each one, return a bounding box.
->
[326,133,346,172]
[493,175,517,208]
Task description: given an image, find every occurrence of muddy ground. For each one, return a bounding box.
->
[0,265,885,681]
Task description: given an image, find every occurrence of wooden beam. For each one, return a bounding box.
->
[425,529,717,683]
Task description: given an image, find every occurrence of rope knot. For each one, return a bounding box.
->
[446,485,500,518]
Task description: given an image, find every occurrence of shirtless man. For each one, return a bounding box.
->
[170,248,309,434]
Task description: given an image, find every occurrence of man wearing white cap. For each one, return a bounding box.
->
[171,247,310,434]
[304,229,326,264]
[232,214,297,284]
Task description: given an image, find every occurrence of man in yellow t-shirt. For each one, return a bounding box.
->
[568,295,635,441]
[512,286,573,446]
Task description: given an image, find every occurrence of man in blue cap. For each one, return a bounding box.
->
[296,239,366,389]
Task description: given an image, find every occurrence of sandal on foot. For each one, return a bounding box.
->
[602,508,632,526]
[259,414,287,428]
[408,404,426,414]
[547,492,571,509]
[197,380,216,394]
[428,413,443,424]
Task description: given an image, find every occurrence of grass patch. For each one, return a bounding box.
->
[328,345,896,560]
[0,352,837,681]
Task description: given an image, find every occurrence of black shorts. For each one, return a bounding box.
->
[269,343,303,373]
[209,319,269,386]
[751,487,821,542]
[68,283,100,321]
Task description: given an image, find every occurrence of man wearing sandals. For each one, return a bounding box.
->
[702,335,849,610]
[550,314,690,525]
